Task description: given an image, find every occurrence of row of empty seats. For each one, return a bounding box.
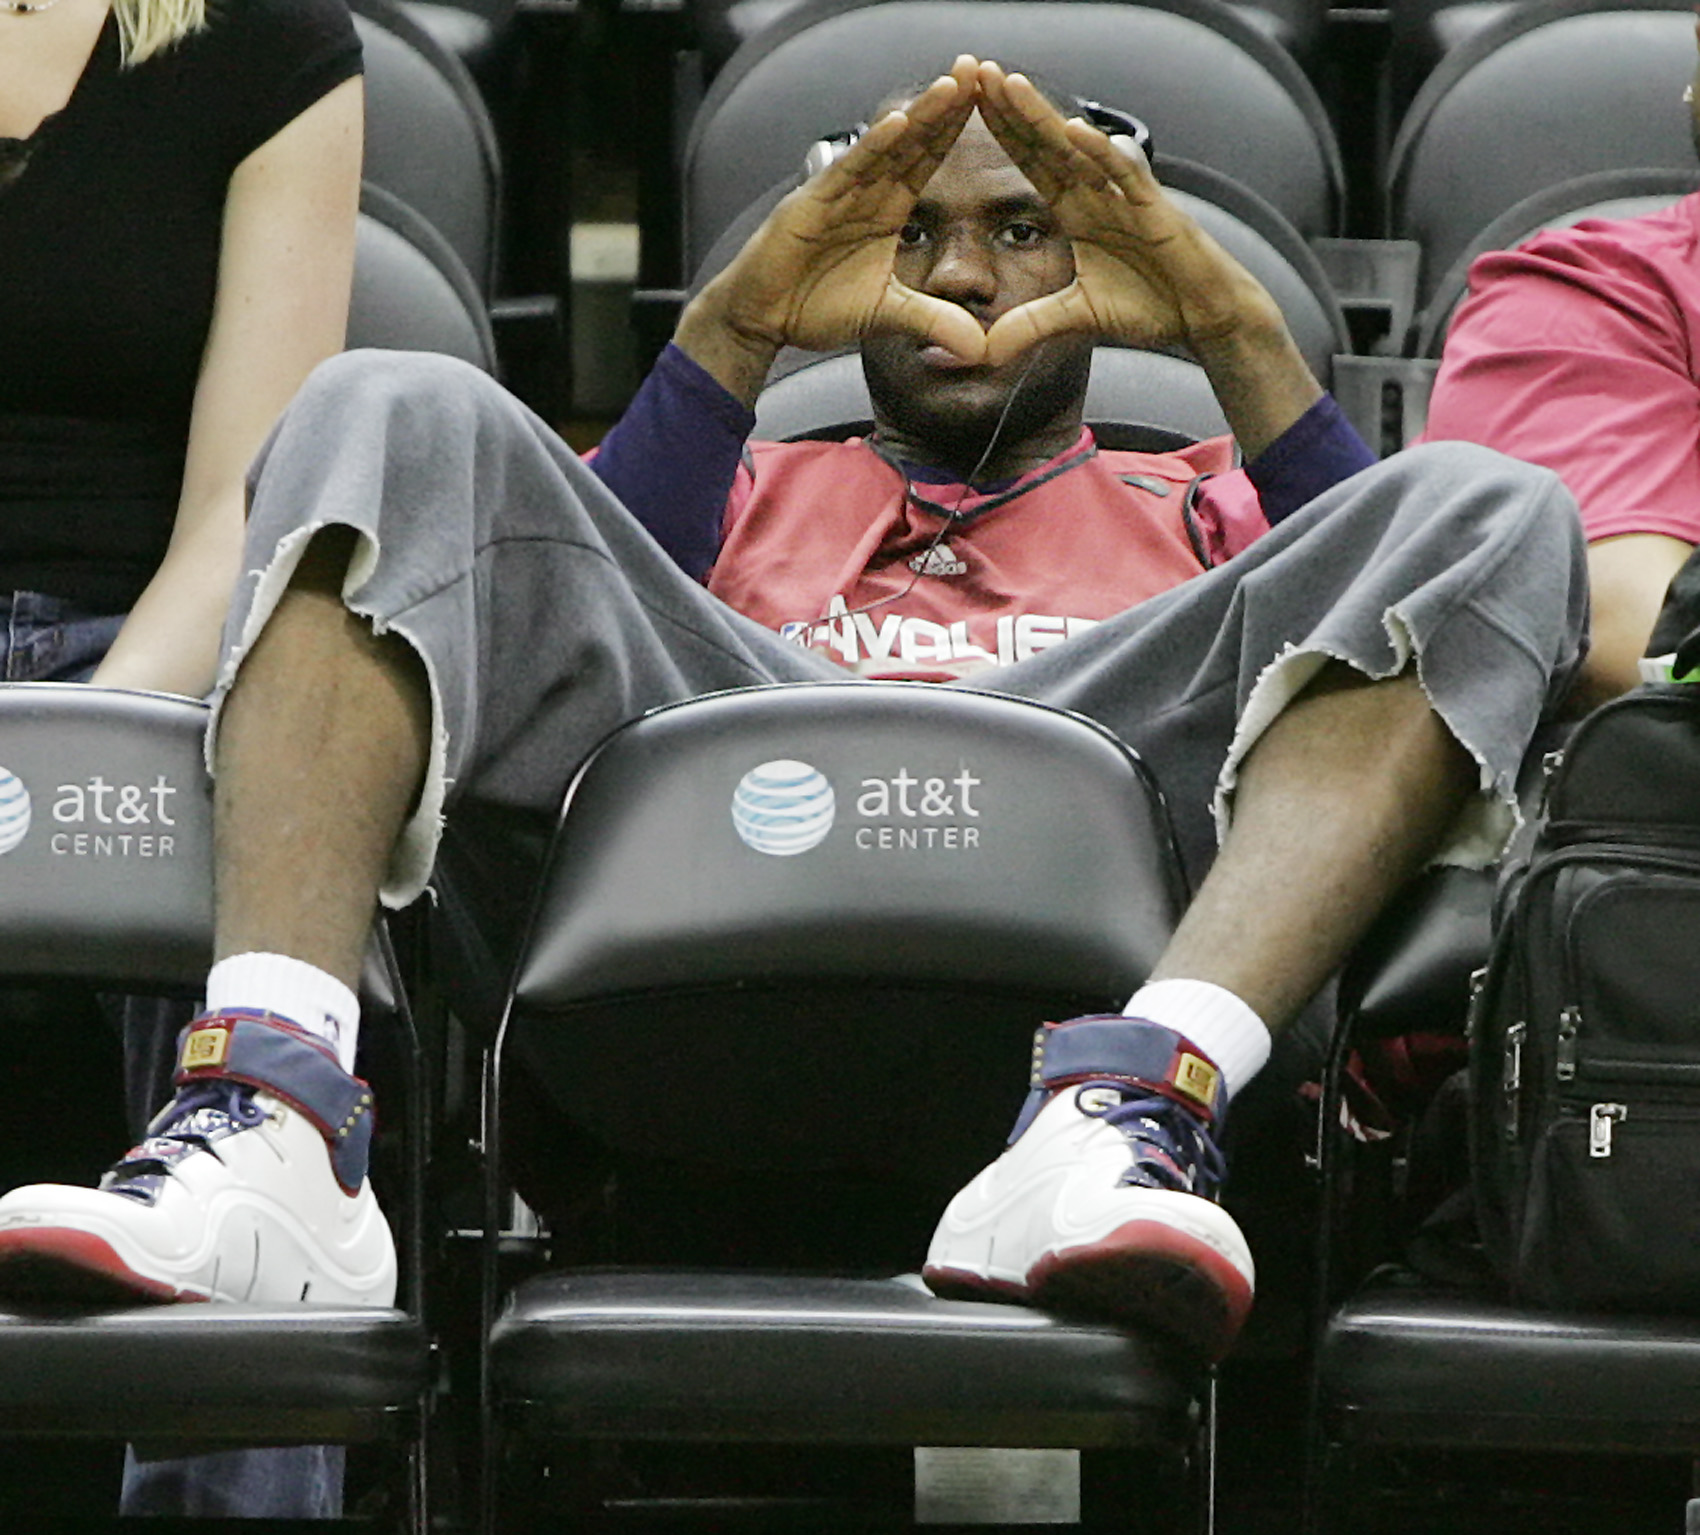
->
[347,0,1698,464]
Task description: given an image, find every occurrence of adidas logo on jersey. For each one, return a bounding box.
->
[908,542,967,577]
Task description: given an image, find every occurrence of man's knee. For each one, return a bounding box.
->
[299,346,499,419]
[1352,440,1585,573]
[1369,440,1563,518]
[267,350,521,496]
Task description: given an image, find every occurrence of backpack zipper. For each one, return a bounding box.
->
[1501,1020,1525,1143]
[1588,1101,1628,1157]
[1556,1005,1579,1082]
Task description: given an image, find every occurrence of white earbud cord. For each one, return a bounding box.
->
[795,342,1050,634]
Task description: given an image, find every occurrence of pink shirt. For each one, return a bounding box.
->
[1424,193,1700,545]
[706,429,1267,680]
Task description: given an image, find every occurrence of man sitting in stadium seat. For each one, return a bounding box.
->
[0,58,1586,1366]
[1424,20,1700,710]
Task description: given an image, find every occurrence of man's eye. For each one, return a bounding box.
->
[1001,221,1048,248]
[897,223,928,248]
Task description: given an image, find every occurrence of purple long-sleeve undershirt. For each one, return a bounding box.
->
[588,342,1376,582]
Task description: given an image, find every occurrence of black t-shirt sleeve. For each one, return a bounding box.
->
[207,0,363,167]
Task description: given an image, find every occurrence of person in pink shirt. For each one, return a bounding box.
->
[1424,26,1700,707]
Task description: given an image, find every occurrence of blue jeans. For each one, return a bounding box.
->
[121,1445,345,1519]
[0,590,124,682]
[0,593,343,1519]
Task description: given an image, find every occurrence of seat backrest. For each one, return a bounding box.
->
[349,182,500,371]
[681,0,1345,275]
[395,0,516,80]
[513,683,1185,1006]
[1387,0,1518,120]
[1387,0,1696,308]
[1416,168,1698,355]
[689,0,1332,84]
[352,0,503,295]
[1161,159,1350,378]
[752,346,1233,449]
[0,684,403,1011]
[498,684,1186,1179]
[1226,0,1331,64]
[0,685,212,988]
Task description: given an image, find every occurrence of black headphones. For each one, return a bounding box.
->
[802,96,1155,180]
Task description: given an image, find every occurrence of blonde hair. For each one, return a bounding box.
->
[115,0,208,66]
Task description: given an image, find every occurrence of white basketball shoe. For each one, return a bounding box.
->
[924,1015,1253,1362]
[0,1010,395,1306]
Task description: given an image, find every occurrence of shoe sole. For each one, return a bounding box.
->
[0,1226,208,1306]
[924,1216,1252,1363]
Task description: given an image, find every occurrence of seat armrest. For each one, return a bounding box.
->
[1312,237,1422,356]
[1330,355,1439,458]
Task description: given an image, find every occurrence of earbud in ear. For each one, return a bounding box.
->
[802,126,868,181]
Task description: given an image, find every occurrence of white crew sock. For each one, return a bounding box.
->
[205,952,361,1075]
[1122,978,1271,1103]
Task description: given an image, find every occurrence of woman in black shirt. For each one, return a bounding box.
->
[0,0,363,695]
[0,0,365,1517]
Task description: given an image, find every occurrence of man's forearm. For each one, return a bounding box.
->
[1192,319,1324,464]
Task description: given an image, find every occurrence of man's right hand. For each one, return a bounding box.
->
[675,56,989,408]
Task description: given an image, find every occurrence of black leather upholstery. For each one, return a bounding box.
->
[512,684,1185,1010]
[0,1305,429,1444]
[1319,1282,1700,1453]
[493,1272,1200,1445]
[0,684,428,1525]
[0,684,212,988]
[0,683,400,1004]
[1334,864,1494,1046]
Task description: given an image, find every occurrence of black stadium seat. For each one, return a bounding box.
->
[0,685,431,1528]
[1310,1281,1700,1531]
[399,0,518,86]
[686,0,1334,89]
[353,0,505,298]
[1386,0,1513,120]
[351,182,502,373]
[1387,0,1696,312]
[477,682,1213,1530]
[680,0,1346,282]
[1302,725,1700,1532]
[750,345,1236,452]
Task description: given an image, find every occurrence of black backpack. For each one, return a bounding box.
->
[1469,683,1700,1310]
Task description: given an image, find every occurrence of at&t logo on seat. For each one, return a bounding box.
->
[731,758,985,857]
[0,766,30,856]
[731,760,837,855]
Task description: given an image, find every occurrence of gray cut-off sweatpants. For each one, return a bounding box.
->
[215,349,1589,955]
